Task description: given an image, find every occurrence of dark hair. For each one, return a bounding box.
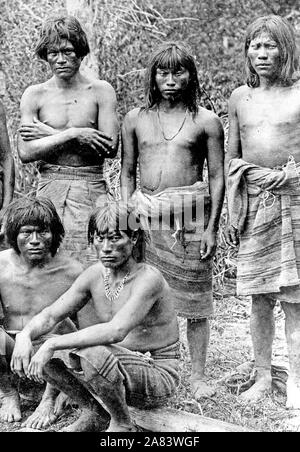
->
[88,201,145,262]
[35,15,90,61]
[88,201,142,244]
[3,197,65,256]
[245,15,297,87]
[144,42,201,117]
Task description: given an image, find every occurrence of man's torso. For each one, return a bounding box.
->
[237,82,300,167]
[36,78,103,167]
[134,108,209,194]
[0,249,82,330]
[77,262,179,352]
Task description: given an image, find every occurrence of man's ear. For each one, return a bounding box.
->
[131,230,139,246]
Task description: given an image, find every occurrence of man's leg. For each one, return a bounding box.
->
[187,318,216,399]
[281,302,300,410]
[0,329,21,422]
[239,294,275,403]
[42,358,110,432]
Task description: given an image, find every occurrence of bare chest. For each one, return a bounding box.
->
[38,90,98,130]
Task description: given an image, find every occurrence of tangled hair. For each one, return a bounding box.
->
[245,15,297,87]
[35,15,90,61]
[144,42,201,117]
[3,197,65,256]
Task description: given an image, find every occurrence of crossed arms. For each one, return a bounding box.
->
[17,81,119,163]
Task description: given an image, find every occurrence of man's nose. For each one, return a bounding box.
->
[29,231,40,244]
[102,239,112,253]
[258,46,268,58]
[57,52,67,63]
[166,73,176,85]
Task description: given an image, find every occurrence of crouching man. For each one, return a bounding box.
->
[11,201,180,432]
[0,197,82,428]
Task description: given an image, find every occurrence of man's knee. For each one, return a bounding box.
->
[252,294,276,311]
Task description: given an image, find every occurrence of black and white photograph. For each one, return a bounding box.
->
[0,0,299,436]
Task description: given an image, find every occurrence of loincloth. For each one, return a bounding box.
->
[65,341,181,409]
[131,183,214,319]
[228,156,300,299]
[37,163,108,266]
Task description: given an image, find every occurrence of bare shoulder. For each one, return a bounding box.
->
[123,108,141,130]
[229,85,250,107]
[91,79,117,102]
[54,253,84,279]
[0,249,16,273]
[135,263,166,292]
[20,82,48,106]
[196,107,224,137]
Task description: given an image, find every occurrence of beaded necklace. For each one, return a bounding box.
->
[104,269,130,302]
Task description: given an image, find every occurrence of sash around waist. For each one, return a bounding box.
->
[38,163,104,181]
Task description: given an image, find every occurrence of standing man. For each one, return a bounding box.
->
[226,15,300,413]
[10,202,180,432]
[121,43,225,399]
[0,101,15,248]
[18,16,119,264]
[0,197,82,429]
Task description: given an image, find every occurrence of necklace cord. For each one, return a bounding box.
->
[157,108,188,141]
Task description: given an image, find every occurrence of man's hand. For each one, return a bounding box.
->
[19,117,57,141]
[27,341,55,384]
[200,229,217,260]
[225,225,239,247]
[11,333,34,379]
[74,127,114,157]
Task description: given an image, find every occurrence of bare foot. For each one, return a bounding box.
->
[54,392,72,414]
[191,378,216,400]
[22,397,58,430]
[106,420,140,432]
[286,379,300,410]
[60,409,108,432]
[0,390,21,423]
[238,377,272,404]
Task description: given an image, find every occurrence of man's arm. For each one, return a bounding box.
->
[120,109,139,200]
[201,112,225,259]
[18,85,77,163]
[11,268,92,377]
[27,268,164,381]
[96,81,119,158]
[225,89,242,177]
[224,89,243,246]
[0,102,14,209]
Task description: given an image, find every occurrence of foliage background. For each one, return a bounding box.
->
[0,0,299,195]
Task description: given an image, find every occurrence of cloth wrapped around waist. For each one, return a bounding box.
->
[131,181,210,246]
[130,183,214,319]
[38,162,104,181]
[227,156,300,295]
[228,156,300,232]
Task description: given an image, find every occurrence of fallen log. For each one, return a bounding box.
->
[128,406,256,432]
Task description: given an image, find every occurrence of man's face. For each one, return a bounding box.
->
[17,225,53,263]
[94,228,133,269]
[155,66,190,101]
[248,32,281,80]
[46,39,82,79]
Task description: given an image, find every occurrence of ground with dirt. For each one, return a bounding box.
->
[0,294,296,433]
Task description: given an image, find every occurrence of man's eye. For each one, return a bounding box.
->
[95,236,103,242]
[64,50,74,55]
